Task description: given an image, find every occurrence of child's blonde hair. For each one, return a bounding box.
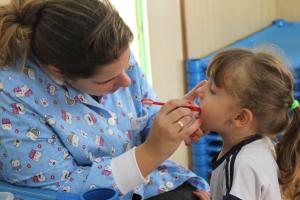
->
[206,48,300,199]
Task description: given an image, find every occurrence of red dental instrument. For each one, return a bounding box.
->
[141,98,202,141]
[141,98,202,112]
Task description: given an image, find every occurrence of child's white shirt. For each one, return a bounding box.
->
[210,136,282,200]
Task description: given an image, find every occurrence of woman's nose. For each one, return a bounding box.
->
[118,72,131,88]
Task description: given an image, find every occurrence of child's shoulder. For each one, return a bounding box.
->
[239,136,276,158]
[228,138,282,200]
[235,137,278,177]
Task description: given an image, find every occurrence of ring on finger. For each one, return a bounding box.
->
[177,120,184,129]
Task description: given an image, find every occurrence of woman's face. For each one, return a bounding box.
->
[67,48,132,96]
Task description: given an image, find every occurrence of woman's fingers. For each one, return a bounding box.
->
[184,80,208,101]
[193,190,211,200]
[183,119,206,143]
[160,99,193,115]
[174,116,192,132]
[184,136,193,145]
[158,99,196,133]
[168,107,193,123]
[143,98,203,163]
[179,117,202,139]
[184,127,207,144]
[193,127,206,138]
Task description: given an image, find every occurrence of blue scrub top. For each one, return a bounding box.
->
[0,54,209,199]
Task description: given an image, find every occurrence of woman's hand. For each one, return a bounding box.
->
[183,80,208,145]
[183,118,206,145]
[193,190,211,200]
[136,99,202,177]
[184,80,208,102]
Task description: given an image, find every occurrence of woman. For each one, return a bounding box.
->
[0,0,209,199]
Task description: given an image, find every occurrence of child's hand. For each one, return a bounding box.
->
[193,190,211,200]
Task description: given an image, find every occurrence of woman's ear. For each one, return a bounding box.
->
[48,65,63,79]
[233,108,253,128]
[46,65,65,85]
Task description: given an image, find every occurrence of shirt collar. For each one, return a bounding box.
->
[211,134,262,170]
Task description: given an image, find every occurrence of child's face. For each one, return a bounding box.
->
[196,80,239,134]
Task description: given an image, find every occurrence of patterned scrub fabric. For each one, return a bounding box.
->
[0,54,209,199]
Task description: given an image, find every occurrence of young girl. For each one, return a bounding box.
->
[192,48,300,200]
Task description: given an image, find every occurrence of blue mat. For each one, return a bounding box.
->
[187,19,300,91]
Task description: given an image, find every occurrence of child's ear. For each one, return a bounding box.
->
[233,108,253,128]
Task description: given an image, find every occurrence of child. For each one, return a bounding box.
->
[192,48,300,200]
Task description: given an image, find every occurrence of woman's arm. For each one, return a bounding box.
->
[136,99,202,177]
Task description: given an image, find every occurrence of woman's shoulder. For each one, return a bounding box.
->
[1,60,36,80]
[0,60,55,100]
[0,64,28,94]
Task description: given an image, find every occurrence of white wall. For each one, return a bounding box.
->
[276,0,300,21]
[0,0,9,5]
[146,0,186,102]
[183,0,276,58]
[110,0,141,66]
[146,0,190,168]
